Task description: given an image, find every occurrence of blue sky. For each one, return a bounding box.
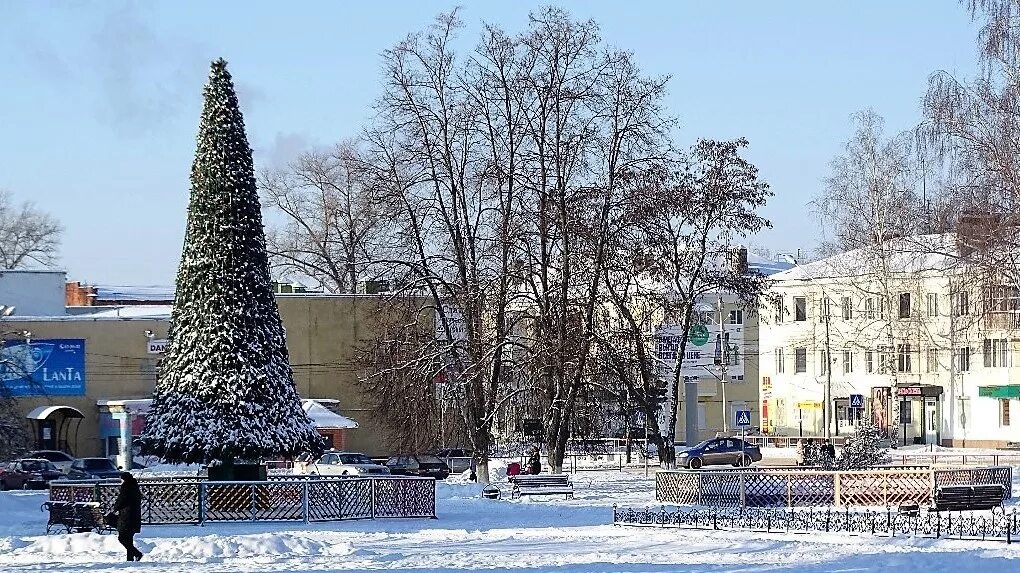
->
[0,1,980,285]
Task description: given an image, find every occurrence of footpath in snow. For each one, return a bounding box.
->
[3,468,1020,572]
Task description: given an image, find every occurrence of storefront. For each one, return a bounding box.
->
[896,384,943,446]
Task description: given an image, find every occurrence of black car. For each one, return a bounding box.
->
[676,438,763,469]
[0,458,65,490]
[67,457,122,480]
[385,455,451,479]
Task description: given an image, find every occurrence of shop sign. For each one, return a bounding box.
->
[147,339,168,354]
[0,339,86,396]
[796,401,822,410]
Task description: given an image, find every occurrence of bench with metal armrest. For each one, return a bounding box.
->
[509,474,574,499]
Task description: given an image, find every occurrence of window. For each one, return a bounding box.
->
[927,293,939,318]
[795,348,807,373]
[926,348,938,373]
[775,298,784,323]
[956,346,971,372]
[880,298,888,320]
[841,296,853,320]
[819,297,831,322]
[1002,400,1011,427]
[878,346,890,374]
[819,350,829,375]
[900,402,912,424]
[728,310,743,325]
[986,286,1020,313]
[984,338,1010,368]
[952,291,970,316]
[865,298,876,320]
[899,293,911,319]
[865,350,874,373]
[794,297,807,321]
[843,348,853,373]
[897,343,912,372]
[776,347,785,374]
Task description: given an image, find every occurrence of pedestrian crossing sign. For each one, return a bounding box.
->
[735,410,752,427]
[849,394,865,409]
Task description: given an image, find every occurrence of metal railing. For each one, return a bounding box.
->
[743,436,848,449]
[613,504,1020,543]
[655,466,1013,508]
[49,476,436,525]
[894,453,1020,467]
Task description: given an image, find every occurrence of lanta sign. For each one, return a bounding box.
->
[0,339,86,396]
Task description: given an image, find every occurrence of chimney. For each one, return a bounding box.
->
[65,281,98,306]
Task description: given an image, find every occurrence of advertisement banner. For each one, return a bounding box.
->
[654,322,744,379]
[0,339,86,396]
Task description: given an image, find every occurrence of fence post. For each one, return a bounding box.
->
[786,474,792,509]
[198,482,206,526]
[302,481,309,524]
[834,472,841,507]
[251,483,256,522]
[371,478,377,520]
[739,473,746,508]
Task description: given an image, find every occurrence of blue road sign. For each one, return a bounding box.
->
[735,410,752,427]
[849,394,865,409]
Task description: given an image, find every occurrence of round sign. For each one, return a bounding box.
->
[689,324,710,346]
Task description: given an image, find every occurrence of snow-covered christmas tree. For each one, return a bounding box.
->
[139,59,323,468]
[836,424,891,470]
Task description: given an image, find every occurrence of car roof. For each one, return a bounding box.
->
[16,458,48,462]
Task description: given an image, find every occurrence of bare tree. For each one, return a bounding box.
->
[0,190,63,269]
[258,144,395,292]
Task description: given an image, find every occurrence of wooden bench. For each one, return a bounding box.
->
[43,501,113,535]
[509,474,573,500]
[930,484,1005,512]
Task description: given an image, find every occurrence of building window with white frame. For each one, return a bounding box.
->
[819,349,829,375]
[984,338,1009,368]
[841,296,852,320]
[878,346,890,374]
[897,343,912,373]
[956,346,971,372]
[926,348,938,372]
[795,347,807,373]
[952,290,969,316]
[1001,400,1011,427]
[865,298,876,320]
[728,309,743,325]
[776,347,784,373]
[794,297,807,322]
[775,297,784,323]
[899,293,911,319]
[927,293,938,317]
[865,350,874,373]
[819,297,831,322]
[843,348,852,373]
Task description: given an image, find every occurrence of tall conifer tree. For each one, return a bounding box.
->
[139,59,322,465]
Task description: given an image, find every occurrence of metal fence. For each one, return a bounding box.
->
[656,466,1013,508]
[894,454,1020,467]
[744,436,848,449]
[48,476,436,525]
[613,504,1020,543]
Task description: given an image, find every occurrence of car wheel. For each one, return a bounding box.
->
[688,457,703,470]
[0,480,7,491]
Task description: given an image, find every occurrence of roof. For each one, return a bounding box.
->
[26,405,86,420]
[302,400,358,429]
[770,234,962,282]
[7,305,173,321]
[94,285,175,302]
[746,252,797,276]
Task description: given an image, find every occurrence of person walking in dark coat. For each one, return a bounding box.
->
[113,471,143,561]
[527,447,542,475]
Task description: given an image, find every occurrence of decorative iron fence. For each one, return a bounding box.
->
[744,436,848,449]
[613,504,1020,543]
[49,477,436,525]
[895,454,1020,467]
[656,467,1012,507]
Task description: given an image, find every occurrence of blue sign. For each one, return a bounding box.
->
[0,339,86,396]
[735,410,752,427]
[849,394,865,409]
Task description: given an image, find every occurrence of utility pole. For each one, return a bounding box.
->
[823,293,833,440]
[719,295,729,434]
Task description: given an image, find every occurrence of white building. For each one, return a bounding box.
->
[760,234,1020,448]
[0,269,66,316]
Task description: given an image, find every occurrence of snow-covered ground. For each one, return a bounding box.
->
[4,467,1020,572]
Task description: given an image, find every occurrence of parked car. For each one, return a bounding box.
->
[0,458,65,490]
[305,451,390,476]
[431,448,473,473]
[27,450,75,474]
[385,455,451,479]
[676,438,763,469]
[67,457,122,480]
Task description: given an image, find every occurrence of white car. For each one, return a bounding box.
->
[27,450,75,475]
[303,451,390,476]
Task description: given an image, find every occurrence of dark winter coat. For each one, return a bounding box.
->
[114,473,142,535]
[527,452,541,475]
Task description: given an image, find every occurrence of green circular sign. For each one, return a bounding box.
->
[689,324,710,346]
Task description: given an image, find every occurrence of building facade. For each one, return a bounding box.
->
[759,234,1020,448]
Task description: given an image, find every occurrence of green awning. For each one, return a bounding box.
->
[978,385,1020,398]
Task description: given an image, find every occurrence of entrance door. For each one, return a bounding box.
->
[924,399,939,445]
[38,420,56,450]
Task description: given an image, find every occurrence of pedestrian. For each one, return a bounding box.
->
[823,441,836,460]
[795,439,805,466]
[527,446,542,475]
[113,471,143,562]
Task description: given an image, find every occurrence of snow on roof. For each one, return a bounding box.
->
[746,252,797,276]
[94,285,175,301]
[302,400,358,429]
[5,305,172,321]
[771,234,961,282]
